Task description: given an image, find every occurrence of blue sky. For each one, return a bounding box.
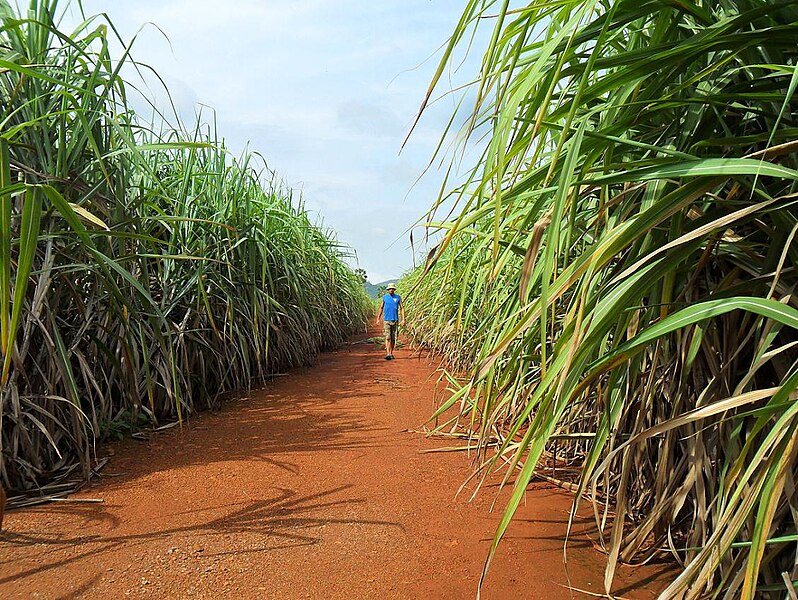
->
[63,1,483,284]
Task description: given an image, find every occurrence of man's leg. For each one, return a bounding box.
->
[390,323,398,357]
[384,321,392,358]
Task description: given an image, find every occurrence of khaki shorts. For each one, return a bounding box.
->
[383,320,398,344]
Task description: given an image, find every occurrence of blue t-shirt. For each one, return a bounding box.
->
[382,293,401,321]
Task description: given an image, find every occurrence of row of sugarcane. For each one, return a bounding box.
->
[401,1,798,598]
[0,0,371,494]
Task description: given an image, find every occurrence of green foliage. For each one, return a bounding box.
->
[0,0,371,491]
[100,410,150,441]
[405,1,798,597]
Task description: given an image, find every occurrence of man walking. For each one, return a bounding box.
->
[378,284,404,360]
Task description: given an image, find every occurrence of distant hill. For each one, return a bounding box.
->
[364,280,379,298]
[364,279,398,299]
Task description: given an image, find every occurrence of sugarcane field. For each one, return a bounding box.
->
[2,1,798,598]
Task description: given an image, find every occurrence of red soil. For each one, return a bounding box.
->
[0,329,672,599]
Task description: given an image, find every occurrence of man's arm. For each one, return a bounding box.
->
[377,299,384,322]
[399,300,405,326]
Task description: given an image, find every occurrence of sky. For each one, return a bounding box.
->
[61,1,484,284]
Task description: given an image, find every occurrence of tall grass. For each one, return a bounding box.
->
[404,1,798,597]
[0,0,371,492]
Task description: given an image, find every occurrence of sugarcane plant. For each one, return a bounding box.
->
[403,1,798,597]
[0,0,371,495]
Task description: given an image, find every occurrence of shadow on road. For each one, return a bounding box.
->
[1,484,402,583]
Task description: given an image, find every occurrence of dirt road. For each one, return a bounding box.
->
[0,330,671,599]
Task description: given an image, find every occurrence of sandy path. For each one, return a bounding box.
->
[0,330,671,599]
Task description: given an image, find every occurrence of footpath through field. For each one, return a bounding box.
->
[0,327,671,599]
